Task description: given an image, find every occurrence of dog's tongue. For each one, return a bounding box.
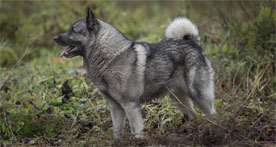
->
[59,46,77,57]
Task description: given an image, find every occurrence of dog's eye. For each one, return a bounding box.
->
[80,30,86,35]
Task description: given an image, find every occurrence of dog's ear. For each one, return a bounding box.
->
[86,6,99,31]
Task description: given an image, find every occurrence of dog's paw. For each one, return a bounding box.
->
[134,132,144,139]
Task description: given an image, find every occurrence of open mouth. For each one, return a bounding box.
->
[59,46,80,58]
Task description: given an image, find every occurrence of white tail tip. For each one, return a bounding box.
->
[165,17,199,39]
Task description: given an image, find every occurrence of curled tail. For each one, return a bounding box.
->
[165,17,200,46]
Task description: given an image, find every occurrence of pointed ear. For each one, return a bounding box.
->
[86,6,99,31]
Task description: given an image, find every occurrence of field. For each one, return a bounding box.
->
[0,1,275,146]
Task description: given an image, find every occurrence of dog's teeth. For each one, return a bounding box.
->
[59,50,65,57]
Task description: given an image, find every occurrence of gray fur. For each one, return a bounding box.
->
[54,7,216,138]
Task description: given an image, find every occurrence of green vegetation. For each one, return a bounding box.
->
[0,1,275,146]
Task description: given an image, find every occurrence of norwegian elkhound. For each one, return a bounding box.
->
[54,7,216,138]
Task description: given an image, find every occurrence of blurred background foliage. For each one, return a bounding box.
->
[0,1,176,66]
[0,1,275,67]
[0,0,275,146]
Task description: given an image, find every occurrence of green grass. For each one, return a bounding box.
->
[0,43,275,146]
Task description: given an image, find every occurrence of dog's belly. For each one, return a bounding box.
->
[140,87,168,103]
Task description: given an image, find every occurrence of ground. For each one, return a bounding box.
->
[0,49,275,146]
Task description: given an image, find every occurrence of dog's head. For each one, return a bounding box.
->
[54,7,99,58]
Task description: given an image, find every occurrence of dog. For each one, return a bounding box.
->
[54,7,216,138]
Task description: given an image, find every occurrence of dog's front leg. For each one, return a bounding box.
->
[121,102,144,138]
[104,96,126,138]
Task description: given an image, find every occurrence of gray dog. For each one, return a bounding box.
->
[54,7,216,138]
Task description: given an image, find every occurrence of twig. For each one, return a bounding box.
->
[11,37,39,69]
[240,61,271,108]
[234,61,271,118]
[251,112,265,128]
[2,107,14,139]
[246,64,253,94]
[37,76,55,84]
[232,64,241,91]
[238,1,251,20]
[88,99,101,121]
[71,111,79,129]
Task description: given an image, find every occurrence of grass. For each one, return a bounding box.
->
[0,41,275,146]
[1,1,275,146]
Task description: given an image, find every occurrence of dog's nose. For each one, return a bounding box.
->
[53,36,59,42]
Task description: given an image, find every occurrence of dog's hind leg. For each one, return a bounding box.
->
[104,96,126,138]
[186,67,216,115]
[121,102,144,138]
[170,89,197,120]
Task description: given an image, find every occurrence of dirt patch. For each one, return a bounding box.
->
[111,117,275,146]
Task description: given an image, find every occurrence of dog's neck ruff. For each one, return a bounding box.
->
[96,20,132,57]
[84,20,133,80]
